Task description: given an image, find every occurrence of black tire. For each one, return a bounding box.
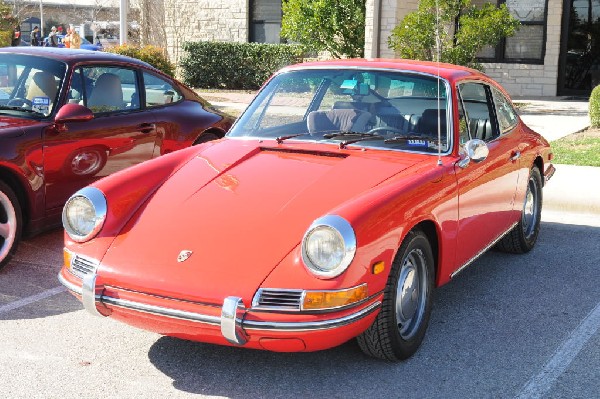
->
[63,147,108,177]
[0,181,22,270]
[357,230,434,361]
[194,132,220,145]
[496,167,543,254]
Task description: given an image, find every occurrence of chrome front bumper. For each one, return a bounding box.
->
[59,272,381,346]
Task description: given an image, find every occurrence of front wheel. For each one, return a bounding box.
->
[0,181,22,270]
[496,167,543,253]
[357,230,434,361]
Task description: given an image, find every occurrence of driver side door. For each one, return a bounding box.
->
[43,64,158,212]
[453,81,522,269]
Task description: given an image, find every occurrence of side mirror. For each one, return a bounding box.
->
[458,139,489,168]
[55,103,94,124]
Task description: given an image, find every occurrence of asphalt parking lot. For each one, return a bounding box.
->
[1,209,599,399]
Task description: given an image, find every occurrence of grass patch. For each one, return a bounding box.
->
[551,128,600,166]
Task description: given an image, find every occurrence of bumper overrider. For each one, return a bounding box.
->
[58,270,382,349]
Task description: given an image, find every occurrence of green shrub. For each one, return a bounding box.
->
[106,45,175,77]
[590,85,600,128]
[180,41,306,90]
[0,30,11,47]
[388,0,519,70]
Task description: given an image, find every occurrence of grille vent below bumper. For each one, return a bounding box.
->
[70,255,99,279]
[252,289,303,311]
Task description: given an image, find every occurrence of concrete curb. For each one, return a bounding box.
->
[543,164,600,215]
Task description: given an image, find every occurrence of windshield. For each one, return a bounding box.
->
[0,54,67,118]
[228,68,451,153]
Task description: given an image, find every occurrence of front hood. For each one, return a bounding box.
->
[0,115,37,138]
[100,139,426,304]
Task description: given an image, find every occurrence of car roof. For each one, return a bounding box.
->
[282,58,489,82]
[0,46,155,70]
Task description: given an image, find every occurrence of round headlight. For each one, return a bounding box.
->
[62,187,107,242]
[302,215,356,278]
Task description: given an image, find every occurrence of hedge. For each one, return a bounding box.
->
[180,41,306,90]
[106,45,175,77]
[591,85,600,128]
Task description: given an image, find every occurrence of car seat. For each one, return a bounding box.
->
[87,73,125,112]
[26,71,58,111]
[307,109,372,134]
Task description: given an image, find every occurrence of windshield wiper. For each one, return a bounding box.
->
[275,133,311,143]
[322,131,379,139]
[0,105,44,116]
[322,131,385,149]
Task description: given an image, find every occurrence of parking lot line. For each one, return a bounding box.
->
[516,301,600,399]
[0,286,66,315]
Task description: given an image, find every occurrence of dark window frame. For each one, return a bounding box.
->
[476,0,549,65]
[249,0,283,43]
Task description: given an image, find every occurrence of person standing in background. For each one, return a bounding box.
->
[65,25,82,49]
[11,25,21,46]
[48,26,59,47]
[31,26,41,46]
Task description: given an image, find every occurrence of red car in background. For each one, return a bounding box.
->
[59,59,554,361]
[0,47,233,269]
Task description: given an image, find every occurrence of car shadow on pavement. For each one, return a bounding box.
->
[146,221,600,398]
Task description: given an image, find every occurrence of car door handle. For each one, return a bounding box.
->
[510,151,521,162]
[138,123,155,134]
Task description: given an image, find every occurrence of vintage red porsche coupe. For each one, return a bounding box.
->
[0,47,233,269]
[59,59,554,360]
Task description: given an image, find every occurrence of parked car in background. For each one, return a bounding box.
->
[43,34,102,51]
[0,47,233,269]
[59,59,554,361]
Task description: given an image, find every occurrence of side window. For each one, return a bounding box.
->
[457,96,470,145]
[80,66,140,114]
[492,87,518,134]
[142,71,182,107]
[457,82,497,143]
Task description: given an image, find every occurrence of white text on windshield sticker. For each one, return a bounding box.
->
[407,139,427,147]
[32,96,50,114]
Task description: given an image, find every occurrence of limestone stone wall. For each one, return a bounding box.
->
[364,0,564,97]
[365,0,419,58]
[482,0,563,97]
[164,0,249,65]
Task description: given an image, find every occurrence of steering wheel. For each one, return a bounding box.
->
[367,126,405,135]
[6,98,33,108]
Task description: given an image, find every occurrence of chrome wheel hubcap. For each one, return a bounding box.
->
[522,175,539,239]
[0,191,17,261]
[396,248,427,340]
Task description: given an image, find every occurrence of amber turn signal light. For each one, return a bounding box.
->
[302,284,368,310]
[372,261,385,275]
[63,248,74,270]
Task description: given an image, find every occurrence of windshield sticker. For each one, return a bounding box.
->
[32,96,50,114]
[407,139,428,147]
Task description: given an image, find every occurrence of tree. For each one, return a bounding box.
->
[281,0,365,59]
[388,0,520,70]
[0,0,17,47]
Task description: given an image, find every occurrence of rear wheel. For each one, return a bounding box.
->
[496,167,542,253]
[0,181,22,270]
[357,230,434,361]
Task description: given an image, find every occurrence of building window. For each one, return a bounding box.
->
[250,0,282,43]
[475,0,548,64]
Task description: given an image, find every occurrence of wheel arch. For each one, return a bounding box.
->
[533,155,544,186]
[410,220,439,283]
[192,127,227,145]
[0,166,30,229]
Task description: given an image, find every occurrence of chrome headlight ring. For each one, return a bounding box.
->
[62,187,107,243]
[301,215,357,279]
